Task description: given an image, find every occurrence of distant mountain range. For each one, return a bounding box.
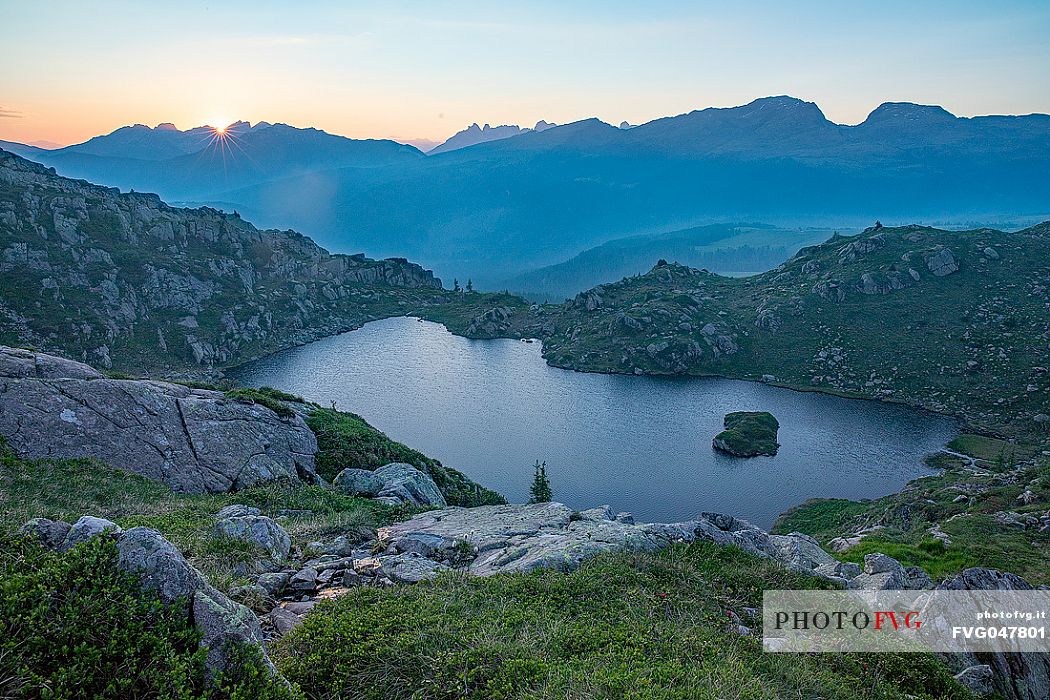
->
[3,121,422,201]
[427,120,556,154]
[4,96,1048,284]
[500,223,846,300]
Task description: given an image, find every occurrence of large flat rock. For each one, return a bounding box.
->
[0,346,318,493]
[377,502,831,577]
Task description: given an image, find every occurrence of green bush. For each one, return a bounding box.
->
[0,533,300,699]
[305,408,505,507]
[274,542,969,700]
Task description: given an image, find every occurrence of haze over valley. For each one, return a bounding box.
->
[7,96,1049,288]
[3,2,1050,698]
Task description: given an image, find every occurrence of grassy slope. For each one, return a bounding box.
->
[774,433,1050,584]
[0,449,408,590]
[275,542,969,700]
[224,387,505,507]
[2,441,974,699]
[515,223,1050,441]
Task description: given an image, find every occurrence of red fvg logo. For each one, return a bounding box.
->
[774,610,922,632]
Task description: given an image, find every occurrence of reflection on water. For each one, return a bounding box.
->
[230,317,956,528]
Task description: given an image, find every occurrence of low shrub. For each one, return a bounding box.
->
[274,542,969,700]
[0,532,301,699]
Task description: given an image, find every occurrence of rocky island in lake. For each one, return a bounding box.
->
[713,411,780,457]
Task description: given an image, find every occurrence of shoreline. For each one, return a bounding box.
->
[223,314,974,527]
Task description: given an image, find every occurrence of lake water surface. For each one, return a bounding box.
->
[230,317,957,528]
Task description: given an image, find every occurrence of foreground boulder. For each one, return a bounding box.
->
[333,462,446,507]
[0,346,319,493]
[21,518,277,682]
[214,509,291,561]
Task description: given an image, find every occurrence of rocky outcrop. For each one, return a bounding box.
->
[935,568,1050,700]
[376,503,844,580]
[0,150,442,372]
[0,346,319,493]
[21,517,276,683]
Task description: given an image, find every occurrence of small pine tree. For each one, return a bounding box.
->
[453,278,461,292]
[528,460,553,503]
[466,279,474,292]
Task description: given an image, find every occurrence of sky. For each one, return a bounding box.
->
[2,0,1050,147]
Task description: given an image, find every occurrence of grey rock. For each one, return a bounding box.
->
[116,526,210,602]
[827,535,861,552]
[372,552,451,584]
[615,512,635,525]
[61,515,121,551]
[767,532,839,574]
[814,560,862,581]
[954,665,993,695]
[577,505,614,521]
[863,552,903,575]
[342,570,366,587]
[937,567,1033,592]
[332,468,383,496]
[938,568,1049,700]
[316,568,341,587]
[373,463,446,507]
[315,534,358,557]
[255,572,290,597]
[902,565,935,590]
[847,570,906,590]
[280,600,316,616]
[0,347,319,494]
[216,505,261,519]
[268,606,304,636]
[114,527,274,681]
[18,517,72,548]
[0,346,103,380]
[191,588,269,680]
[386,531,456,558]
[288,566,319,592]
[926,247,960,276]
[214,515,291,561]
[376,504,849,582]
